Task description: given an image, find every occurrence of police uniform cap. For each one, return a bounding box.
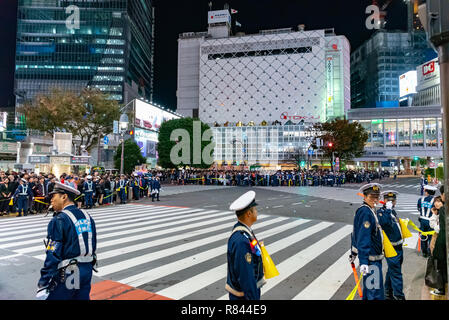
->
[381,190,399,199]
[49,182,81,197]
[229,191,258,212]
[424,185,437,191]
[21,178,27,183]
[359,183,382,195]
[86,175,92,180]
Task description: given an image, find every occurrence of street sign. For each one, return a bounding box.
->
[429,162,436,169]
[104,136,109,145]
[308,149,313,156]
[113,120,119,134]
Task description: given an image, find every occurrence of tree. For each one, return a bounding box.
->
[113,139,146,174]
[157,118,215,169]
[313,119,369,169]
[17,87,121,153]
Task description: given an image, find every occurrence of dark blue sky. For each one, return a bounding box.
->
[0,0,409,110]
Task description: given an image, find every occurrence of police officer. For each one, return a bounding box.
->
[151,177,161,202]
[377,190,405,300]
[417,185,437,258]
[349,183,385,300]
[83,176,95,209]
[226,191,265,300]
[13,178,33,217]
[118,174,128,204]
[420,174,428,196]
[36,182,97,300]
[131,173,140,201]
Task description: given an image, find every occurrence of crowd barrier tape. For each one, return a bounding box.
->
[407,219,436,236]
[34,199,49,206]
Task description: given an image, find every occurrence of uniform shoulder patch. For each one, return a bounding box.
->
[245,252,252,264]
[364,221,371,229]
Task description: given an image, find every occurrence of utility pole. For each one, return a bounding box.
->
[418,0,449,295]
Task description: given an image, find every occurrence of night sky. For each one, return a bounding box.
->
[0,0,410,110]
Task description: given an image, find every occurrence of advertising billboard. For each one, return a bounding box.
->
[399,71,417,98]
[134,99,181,132]
[417,58,440,91]
[208,10,231,24]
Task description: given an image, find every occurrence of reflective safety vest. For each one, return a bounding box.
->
[58,209,94,269]
[19,185,29,196]
[86,181,93,192]
[419,196,434,220]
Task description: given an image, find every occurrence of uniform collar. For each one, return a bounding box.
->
[237,220,253,234]
[62,204,77,211]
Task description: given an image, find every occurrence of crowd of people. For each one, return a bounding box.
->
[166,168,394,187]
[0,171,163,216]
[0,168,396,217]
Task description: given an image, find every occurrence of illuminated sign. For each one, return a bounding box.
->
[208,10,231,24]
[417,59,440,91]
[326,56,334,117]
[134,100,180,132]
[399,71,417,98]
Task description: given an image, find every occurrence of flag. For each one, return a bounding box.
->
[236,21,242,27]
[231,8,238,14]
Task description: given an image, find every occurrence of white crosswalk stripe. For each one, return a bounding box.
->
[0,203,413,300]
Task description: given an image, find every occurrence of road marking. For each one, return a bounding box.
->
[292,250,353,300]
[257,225,353,294]
[118,218,311,288]
[0,210,213,250]
[0,253,22,260]
[272,205,284,208]
[30,212,238,257]
[158,221,335,300]
[93,216,289,276]
[0,206,192,236]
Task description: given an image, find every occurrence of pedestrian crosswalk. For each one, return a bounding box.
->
[0,204,416,300]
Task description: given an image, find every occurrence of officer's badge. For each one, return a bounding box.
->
[373,185,379,191]
[245,253,252,264]
[364,221,370,229]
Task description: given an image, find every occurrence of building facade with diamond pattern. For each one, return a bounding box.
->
[177,25,350,126]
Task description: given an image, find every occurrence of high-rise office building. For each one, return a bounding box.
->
[14,0,154,106]
[350,30,435,108]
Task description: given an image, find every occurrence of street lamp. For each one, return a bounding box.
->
[119,113,129,175]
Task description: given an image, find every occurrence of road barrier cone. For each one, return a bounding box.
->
[399,218,412,239]
[382,231,397,258]
[260,243,279,279]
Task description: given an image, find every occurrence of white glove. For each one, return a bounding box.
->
[386,201,393,210]
[36,287,49,300]
[360,264,370,275]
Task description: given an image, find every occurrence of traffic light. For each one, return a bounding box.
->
[300,160,306,167]
[328,142,333,148]
[414,156,419,161]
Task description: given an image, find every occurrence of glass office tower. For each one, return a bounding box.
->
[350,30,435,108]
[15,0,154,106]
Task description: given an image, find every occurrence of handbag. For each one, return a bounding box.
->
[425,256,444,289]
